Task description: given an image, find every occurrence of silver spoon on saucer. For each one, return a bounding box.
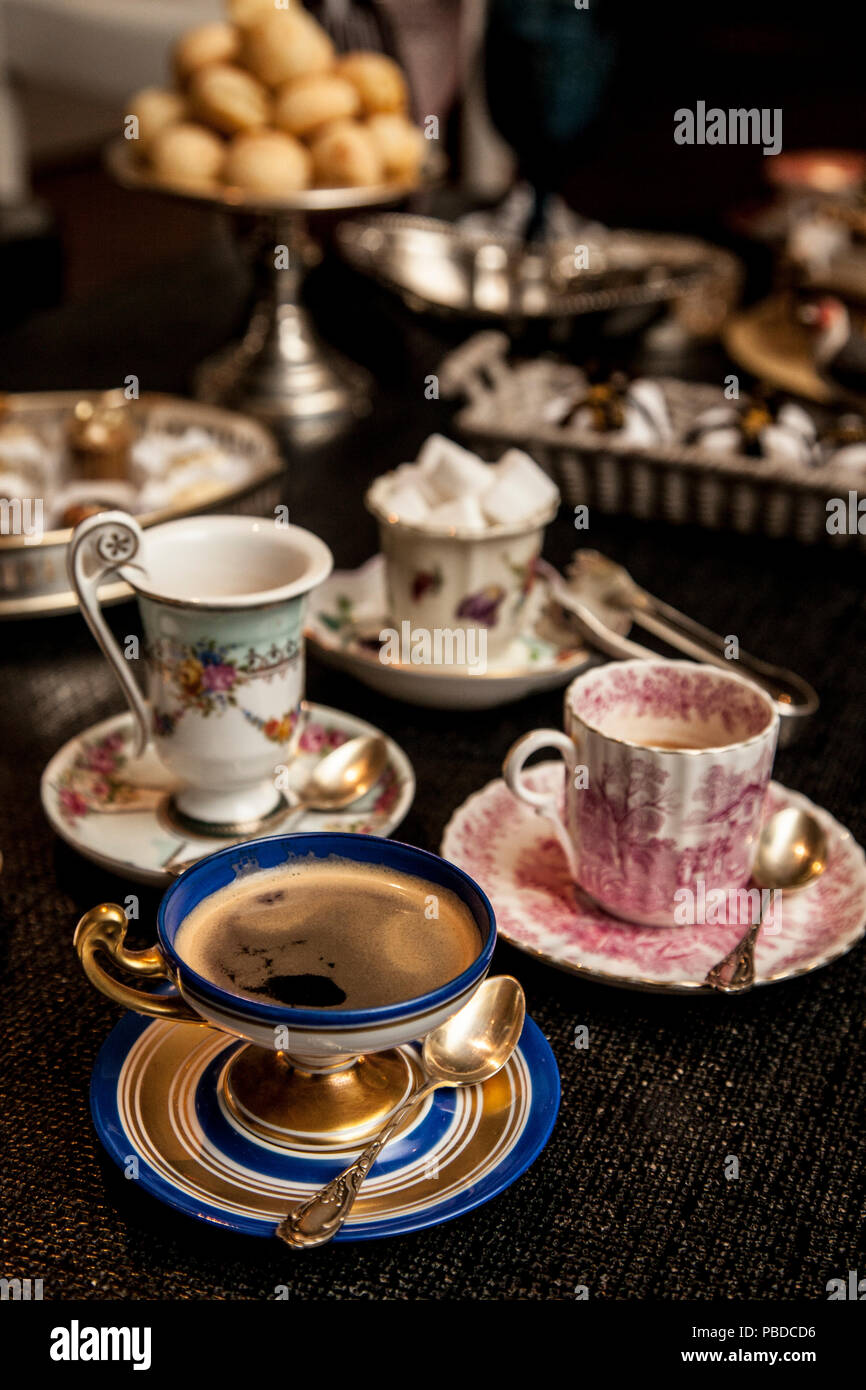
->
[277,975,526,1249]
[704,807,828,993]
[165,734,388,875]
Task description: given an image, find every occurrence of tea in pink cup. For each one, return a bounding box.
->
[503,660,779,927]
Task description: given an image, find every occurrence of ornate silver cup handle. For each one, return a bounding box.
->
[66,510,150,756]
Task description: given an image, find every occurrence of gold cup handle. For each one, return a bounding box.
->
[74,902,202,1023]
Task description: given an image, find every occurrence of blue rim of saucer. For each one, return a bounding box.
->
[159,832,497,1029]
[89,1011,560,1241]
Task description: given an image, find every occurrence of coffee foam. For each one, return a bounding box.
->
[175,855,482,1010]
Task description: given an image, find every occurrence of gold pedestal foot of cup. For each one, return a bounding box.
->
[222,1045,423,1151]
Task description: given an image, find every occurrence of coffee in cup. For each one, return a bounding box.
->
[175,855,483,1010]
[75,832,497,1147]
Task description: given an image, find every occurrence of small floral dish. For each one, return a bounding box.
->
[41,702,415,886]
[305,556,631,710]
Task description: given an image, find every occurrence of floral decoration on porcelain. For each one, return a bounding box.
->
[317,594,355,643]
[411,567,444,602]
[54,730,161,823]
[53,719,398,826]
[573,749,773,920]
[573,663,770,740]
[242,705,301,745]
[456,585,507,627]
[148,636,301,736]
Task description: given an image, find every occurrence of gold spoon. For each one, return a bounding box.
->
[277,975,526,1249]
[165,734,388,875]
[704,807,828,993]
[287,733,389,817]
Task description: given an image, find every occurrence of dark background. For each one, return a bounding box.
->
[1,0,865,1302]
[3,0,864,312]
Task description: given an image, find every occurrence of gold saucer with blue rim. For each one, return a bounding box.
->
[89,1012,559,1241]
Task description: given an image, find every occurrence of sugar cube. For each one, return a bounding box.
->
[426,496,487,532]
[385,479,430,525]
[386,462,438,505]
[415,434,492,501]
[481,448,559,526]
[496,449,560,508]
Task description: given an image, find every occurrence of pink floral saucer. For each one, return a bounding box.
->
[42,703,415,886]
[442,762,866,992]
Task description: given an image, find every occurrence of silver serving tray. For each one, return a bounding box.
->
[337,214,741,331]
[0,392,282,619]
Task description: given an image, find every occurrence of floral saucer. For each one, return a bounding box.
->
[442,763,866,993]
[305,556,630,710]
[89,1011,559,1240]
[42,702,415,886]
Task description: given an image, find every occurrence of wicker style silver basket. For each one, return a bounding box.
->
[440,333,864,549]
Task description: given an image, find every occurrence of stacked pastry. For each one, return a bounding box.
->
[127,0,425,196]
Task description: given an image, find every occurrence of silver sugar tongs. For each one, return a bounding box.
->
[547,551,818,743]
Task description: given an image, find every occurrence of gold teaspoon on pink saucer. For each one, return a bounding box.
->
[704,807,828,993]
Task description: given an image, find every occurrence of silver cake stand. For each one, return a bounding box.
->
[107,140,440,439]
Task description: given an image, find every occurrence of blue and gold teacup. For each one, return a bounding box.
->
[75,832,496,1148]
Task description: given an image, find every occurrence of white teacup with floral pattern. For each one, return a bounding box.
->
[365,474,559,666]
[68,511,333,830]
[504,660,779,927]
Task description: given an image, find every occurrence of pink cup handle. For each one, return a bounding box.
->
[502,729,581,880]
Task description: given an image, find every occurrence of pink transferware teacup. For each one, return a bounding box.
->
[503,659,780,928]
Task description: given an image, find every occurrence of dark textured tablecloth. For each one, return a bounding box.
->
[1,239,865,1302]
